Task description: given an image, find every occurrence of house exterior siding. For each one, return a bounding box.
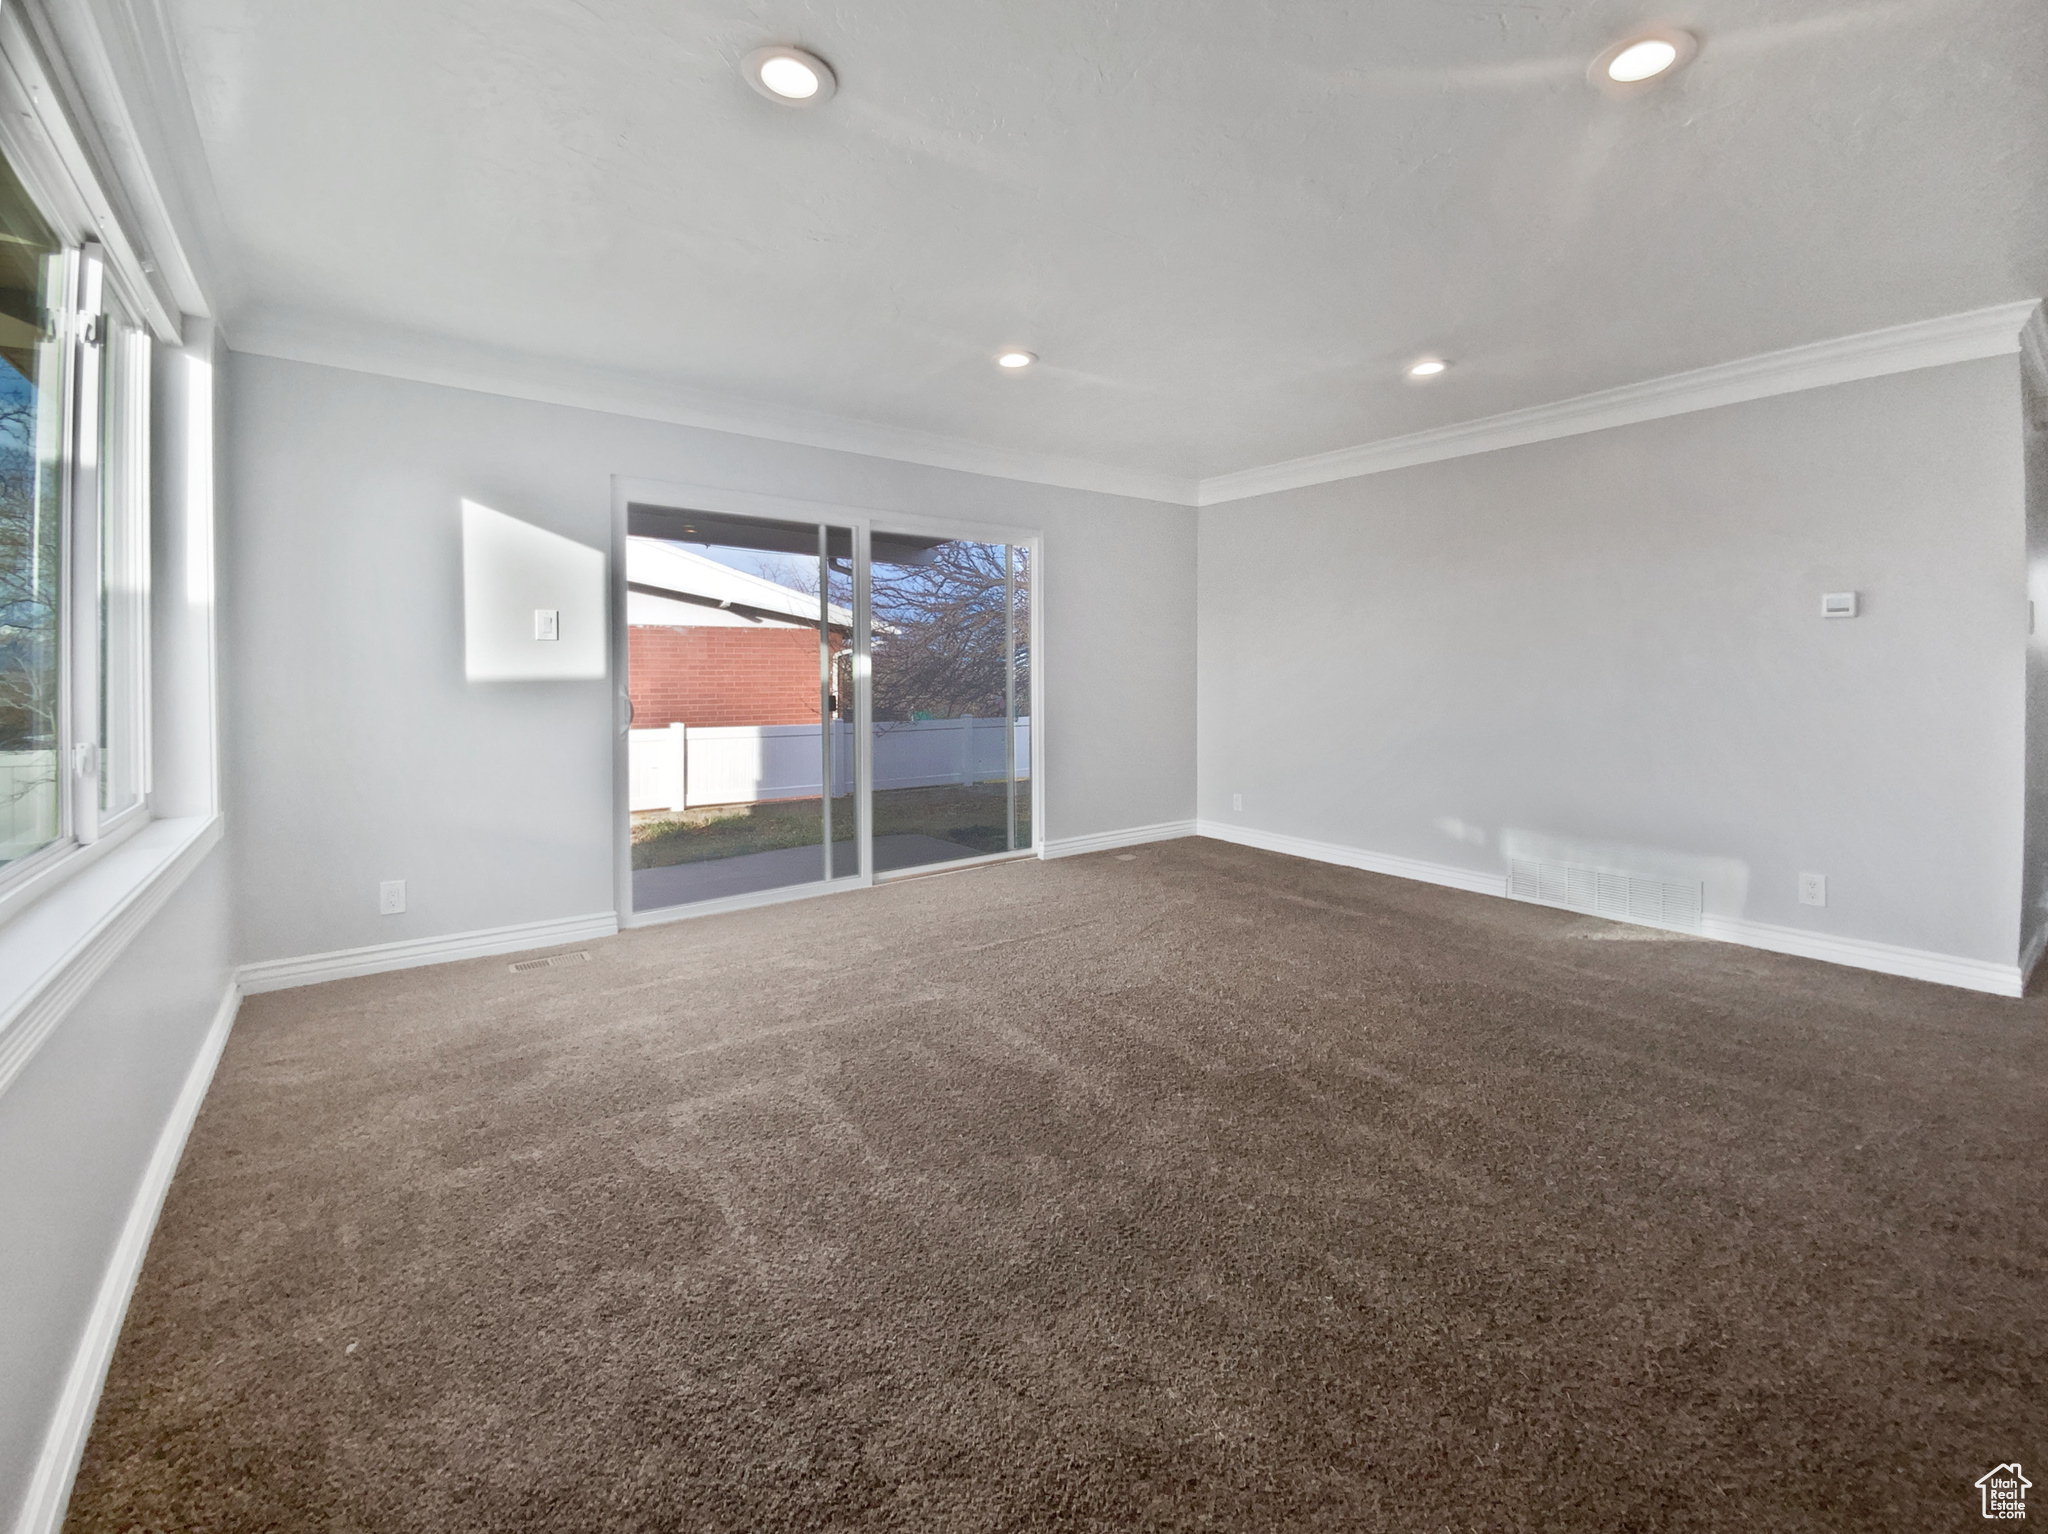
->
[629,625,843,728]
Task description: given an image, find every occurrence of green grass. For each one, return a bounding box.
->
[633,783,1029,870]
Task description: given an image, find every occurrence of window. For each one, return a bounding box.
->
[0,147,65,874]
[0,132,151,890]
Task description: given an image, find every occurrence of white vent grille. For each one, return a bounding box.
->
[509,951,591,974]
[1507,859,1703,932]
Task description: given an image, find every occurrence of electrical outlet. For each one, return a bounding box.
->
[534,608,560,641]
[379,879,406,915]
[1798,872,1826,907]
[1232,793,1243,812]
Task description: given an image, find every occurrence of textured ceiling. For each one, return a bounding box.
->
[160,0,2048,488]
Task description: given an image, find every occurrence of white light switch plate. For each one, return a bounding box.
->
[379,879,406,915]
[533,608,560,641]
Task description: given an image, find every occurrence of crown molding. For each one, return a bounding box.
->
[228,299,2043,515]
[2019,303,2048,427]
[0,2,182,338]
[1199,300,2046,507]
[8,0,248,330]
[62,0,248,320]
[230,312,1202,507]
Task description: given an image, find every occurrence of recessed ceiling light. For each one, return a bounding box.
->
[1608,39,1676,80]
[743,45,837,106]
[996,350,1037,369]
[1590,30,1697,92]
[1407,357,1448,379]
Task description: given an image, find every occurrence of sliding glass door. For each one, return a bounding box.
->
[622,497,1034,917]
[625,506,856,914]
[868,533,1030,873]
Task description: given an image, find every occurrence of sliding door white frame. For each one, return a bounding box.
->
[608,475,1044,930]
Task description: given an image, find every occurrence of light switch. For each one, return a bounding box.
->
[534,608,560,641]
[1820,592,1857,619]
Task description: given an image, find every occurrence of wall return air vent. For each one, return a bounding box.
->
[1507,858,1703,932]
[509,950,591,974]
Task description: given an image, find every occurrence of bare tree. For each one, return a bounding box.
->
[870,540,1028,724]
[0,379,58,764]
[650,536,1028,728]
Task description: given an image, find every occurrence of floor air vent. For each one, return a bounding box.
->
[1507,859,1703,932]
[509,951,591,974]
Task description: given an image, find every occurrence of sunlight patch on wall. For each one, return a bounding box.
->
[461,500,606,681]
[1434,816,1488,847]
[1499,828,1750,919]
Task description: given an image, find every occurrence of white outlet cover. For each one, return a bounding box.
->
[1820,592,1858,618]
[1798,872,1826,907]
[379,879,407,914]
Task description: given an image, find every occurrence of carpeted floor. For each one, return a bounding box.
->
[64,839,2047,1532]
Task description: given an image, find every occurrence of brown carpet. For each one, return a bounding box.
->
[64,839,2047,1532]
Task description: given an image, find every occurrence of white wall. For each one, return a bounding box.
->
[0,323,234,1532]
[223,351,1197,965]
[1199,357,2029,965]
[2021,341,2048,971]
[0,848,235,1520]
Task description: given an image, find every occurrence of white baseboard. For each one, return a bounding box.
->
[1196,822,2023,997]
[1699,914,2023,997]
[15,979,241,1534]
[237,911,620,994]
[622,875,866,928]
[2019,920,2048,990]
[1039,820,1199,859]
[1195,819,1508,897]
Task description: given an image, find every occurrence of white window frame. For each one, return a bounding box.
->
[0,0,221,1124]
[0,6,179,921]
[96,301,154,829]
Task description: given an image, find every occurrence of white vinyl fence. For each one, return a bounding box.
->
[0,751,58,862]
[630,715,1030,813]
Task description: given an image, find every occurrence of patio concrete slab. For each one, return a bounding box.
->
[632,833,991,912]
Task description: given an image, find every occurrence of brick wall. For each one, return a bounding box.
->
[629,625,844,728]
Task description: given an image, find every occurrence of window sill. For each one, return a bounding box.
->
[0,813,223,1100]
[0,806,155,931]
